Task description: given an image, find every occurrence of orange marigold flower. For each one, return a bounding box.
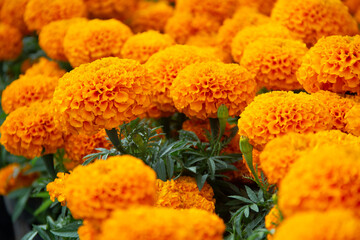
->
[140,102,174,119]
[129,1,174,33]
[46,172,69,206]
[1,74,60,114]
[0,23,22,60]
[236,0,277,15]
[231,23,297,63]
[0,0,30,35]
[0,101,64,159]
[297,35,360,94]
[271,0,359,46]
[145,45,218,113]
[273,210,360,240]
[265,206,281,239]
[100,207,225,240]
[156,176,215,212]
[63,155,157,220]
[356,9,360,23]
[342,0,360,14]
[63,129,112,169]
[78,220,101,240]
[23,57,66,77]
[170,61,257,119]
[24,0,87,32]
[39,18,87,62]
[237,91,333,150]
[53,57,151,135]
[63,19,133,67]
[83,0,139,20]
[121,31,175,64]
[0,163,38,195]
[241,38,307,91]
[345,104,360,136]
[278,144,360,218]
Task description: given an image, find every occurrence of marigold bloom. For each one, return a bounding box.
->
[356,9,360,23]
[273,210,360,240]
[297,35,360,94]
[63,19,133,67]
[39,18,87,62]
[129,1,174,33]
[145,45,218,113]
[78,220,100,240]
[53,58,151,135]
[345,104,360,136]
[236,0,277,15]
[231,23,297,63]
[24,0,87,32]
[260,130,360,185]
[342,0,360,14]
[83,0,139,20]
[23,57,66,77]
[237,91,333,150]
[0,23,22,60]
[64,155,157,220]
[1,74,59,114]
[0,163,38,195]
[121,31,175,64]
[271,0,359,46]
[0,101,64,159]
[46,172,69,206]
[170,62,257,119]
[100,207,225,240]
[0,0,30,34]
[278,144,360,217]
[265,206,281,239]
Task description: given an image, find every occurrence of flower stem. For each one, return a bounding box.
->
[42,154,56,179]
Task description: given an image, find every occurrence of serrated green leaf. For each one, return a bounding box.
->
[165,156,174,179]
[154,161,167,181]
[228,195,254,204]
[196,174,208,191]
[245,186,259,203]
[250,204,259,212]
[178,130,200,142]
[21,231,37,240]
[244,206,250,218]
[50,221,82,238]
[32,225,51,240]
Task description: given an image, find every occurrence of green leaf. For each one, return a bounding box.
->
[12,187,31,222]
[32,225,52,240]
[250,204,259,212]
[228,195,254,204]
[34,199,53,216]
[207,158,216,179]
[244,206,250,218]
[154,160,167,181]
[7,187,30,199]
[21,231,37,240]
[31,191,50,198]
[245,186,259,203]
[50,221,82,238]
[196,174,208,191]
[165,156,174,179]
[178,130,200,142]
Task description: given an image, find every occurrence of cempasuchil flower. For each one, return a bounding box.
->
[265,206,281,239]
[345,104,360,136]
[0,23,22,60]
[46,172,69,206]
[83,0,139,20]
[236,0,277,15]
[0,0,30,34]
[23,57,66,78]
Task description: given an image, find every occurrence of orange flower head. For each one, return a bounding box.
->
[121,31,175,64]
[145,45,219,113]
[24,0,87,32]
[241,38,307,91]
[345,104,360,136]
[46,172,69,206]
[39,18,87,62]
[342,0,360,14]
[0,0,30,34]
[297,35,360,94]
[0,22,22,60]
[78,220,101,240]
[265,206,281,239]
[63,155,157,220]
[271,0,359,46]
[278,144,360,218]
[356,9,360,23]
[156,176,215,212]
[236,0,277,15]
[63,19,133,67]
[1,74,60,114]
[0,101,64,159]
[237,91,333,150]
[170,61,257,119]
[23,57,66,77]
[100,207,225,240]
[83,0,139,20]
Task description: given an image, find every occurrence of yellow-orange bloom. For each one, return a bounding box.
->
[342,0,360,14]
[0,101,64,159]
[278,144,360,218]
[46,172,69,206]
[23,57,66,78]
[271,0,359,46]
[53,58,151,135]
[24,0,87,32]
[145,45,218,113]
[236,0,277,16]
[0,23,22,60]
[0,0,30,34]
[273,210,360,240]
[0,163,38,195]
[83,0,139,20]
[156,176,215,212]
[1,74,60,114]
[171,62,256,119]
[297,35,360,94]
[356,9,360,23]
[121,31,175,64]
[78,220,100,240]
[265,206,281,239]
[345,104,360,136]
[39,18,87,62]
[63,155,157,220]
[100,207,225,240]
[63,19,133,67]
[237,91,333,150]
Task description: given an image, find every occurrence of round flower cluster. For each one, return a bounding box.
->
[0,101,64,159]
[0,0,30,34]
[297,35,360,94]
[53,58,151,135]
[273,210,360,240]
[156,176,215,212]
[63,19,133,67]
[1,74,60,114]
[24,0,87,31]
[78,220,100,240]
[0,22,22,60]
[23,57,66,77]
[271,0,359,46]
[121,31,175,64]
[237,91,333,150]
[278,144,360,218]
[170,61,257,119]
[83,0,139,20]
[265,206,281,239]
[100,207,225,240]
[39,18,87,62]
[145,45,218,113]
[237,0,278,15]
[342,0,360,14]
[46,172,69,206]
[345,104,360,136]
